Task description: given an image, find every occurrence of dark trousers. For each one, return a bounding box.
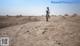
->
[46,14,49,21]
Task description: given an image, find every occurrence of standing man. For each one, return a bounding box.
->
[46,7,50,22]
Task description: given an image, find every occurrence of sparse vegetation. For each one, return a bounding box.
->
[64,14,68,16]
[72,13,78,17]
[6,14,9,16]
[19,14,22,16]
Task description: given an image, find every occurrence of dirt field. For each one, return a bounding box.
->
[0,15,80,46]
[0,16,42,29]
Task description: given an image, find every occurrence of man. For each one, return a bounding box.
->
[46,7,50,21]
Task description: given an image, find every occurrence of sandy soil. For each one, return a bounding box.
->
[0,16,80,46]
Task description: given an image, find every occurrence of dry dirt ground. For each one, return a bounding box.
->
[0,16,80,46]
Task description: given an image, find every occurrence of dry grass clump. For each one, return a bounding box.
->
[6,15,9,16]
[71,13,78,17]
[64,14,69,16]
[16,15,22,18]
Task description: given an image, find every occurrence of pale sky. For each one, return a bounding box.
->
[0,0,80,16]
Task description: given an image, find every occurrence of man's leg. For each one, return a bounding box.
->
[46,15,48,22]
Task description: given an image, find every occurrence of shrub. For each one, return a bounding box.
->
[72,13,77,17]
[64,14,69,16]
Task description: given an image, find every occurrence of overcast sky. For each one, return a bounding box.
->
[0,0,80,16]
